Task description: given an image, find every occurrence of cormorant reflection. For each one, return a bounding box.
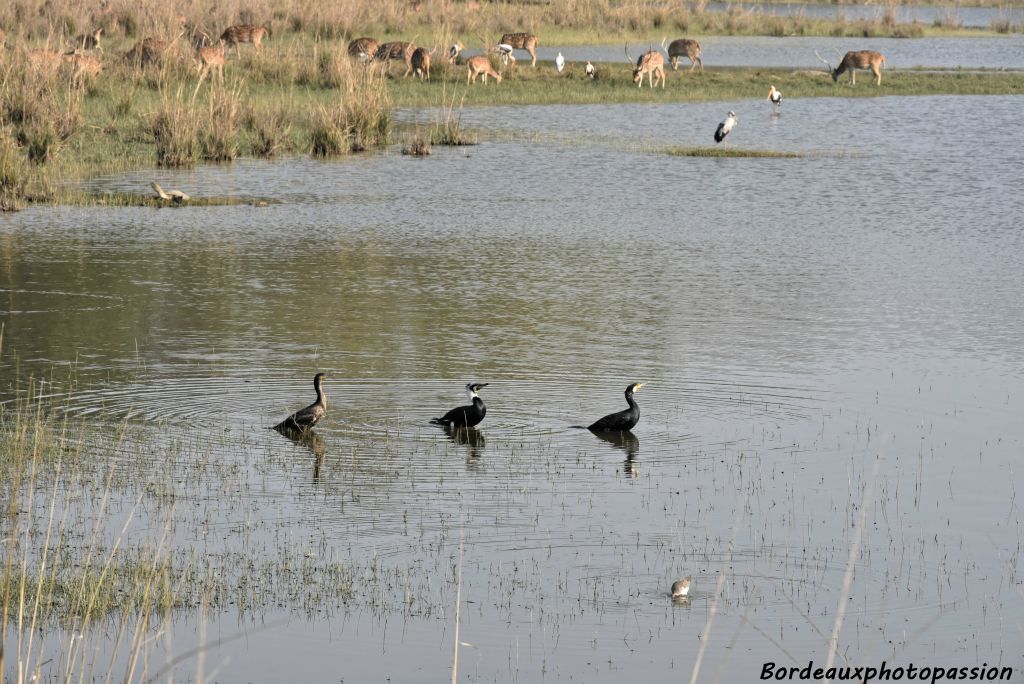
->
[444,425,486,462]
[590,429,640,478]
[273,425,327,482]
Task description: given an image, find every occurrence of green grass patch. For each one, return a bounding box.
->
[663,146,804,158]
[386,64,1024,107]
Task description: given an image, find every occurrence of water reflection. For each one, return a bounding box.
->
[443,425,486,463]
[273,425,327,482]
[589,429,640,477]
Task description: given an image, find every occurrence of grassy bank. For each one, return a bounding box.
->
[2,34,1023,209]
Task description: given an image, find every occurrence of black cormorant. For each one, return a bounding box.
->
[431,383,488,428]
[586,382,645,432]
[273,372,327,432]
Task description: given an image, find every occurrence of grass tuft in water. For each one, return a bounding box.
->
[663,146,804,158]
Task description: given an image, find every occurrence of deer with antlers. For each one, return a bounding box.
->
[627,45,665,88]
[816,49,885,86]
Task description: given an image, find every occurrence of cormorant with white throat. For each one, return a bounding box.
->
[431,383,489,428]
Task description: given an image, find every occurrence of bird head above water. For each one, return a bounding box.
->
[626,382,645,395]
[465,382,489,399]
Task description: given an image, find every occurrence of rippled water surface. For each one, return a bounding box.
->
[544,35,1024,69]
[2,95,1023,681]
[704,2,1024,28]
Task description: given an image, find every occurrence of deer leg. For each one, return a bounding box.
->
[530,47,536,68]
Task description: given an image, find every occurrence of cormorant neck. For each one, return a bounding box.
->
[315,377,326,407]
[625,390,638,410]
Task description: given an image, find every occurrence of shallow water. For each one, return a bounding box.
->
[2,95,1023,681]
[705,2,1024,28]
[539,35,1024,70]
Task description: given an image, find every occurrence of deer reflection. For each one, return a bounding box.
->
[273,425,327,483]
[444,425,486,463]
[590,429,640,478]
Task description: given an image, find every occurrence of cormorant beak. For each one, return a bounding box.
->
[635,383,646,390]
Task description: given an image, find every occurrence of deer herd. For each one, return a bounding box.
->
[5,14,887,106]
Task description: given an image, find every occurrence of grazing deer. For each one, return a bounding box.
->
[816,49,885,86]
[410,47,432,80]
[72,27,104,52]
[447,41,464,64]
[499,32,538,67]
[65,51,103,86]
[374,41,415,74]
[197,41,225,84]
[665,38,702,72]
[124,37,172,67]
[466,55,501,84]
[220,24,269,57]
[348,36,379,62]
[627,46,665,88]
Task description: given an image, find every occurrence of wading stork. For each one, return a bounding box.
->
[496,43,515,66]
[555,51,565,73]
[448,41,464,64]
[714,111,737,144]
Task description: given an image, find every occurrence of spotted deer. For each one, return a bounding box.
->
[348,36,379,62]
[817,49,885,86]
[627,46,665,88]
[72,27,104,52]
[466,55,501,84]
[410,47,432,80]
[124,37,171,67]
[220,24,269,57]
[665,38,702,72]
[499,32,538,67]
[374,41,415,74]
[64,51,103,85]
[197,40,225,84]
